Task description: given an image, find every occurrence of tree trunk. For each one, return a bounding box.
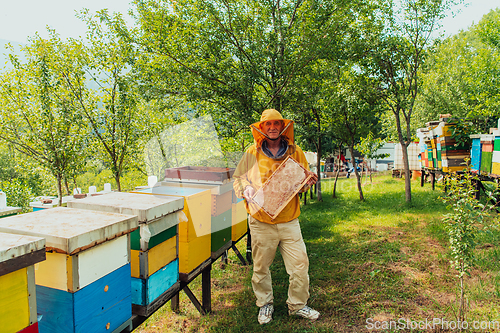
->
[64,177,70,196]
[459,261,465,327]
[55,174,63,207]
[313,109,323,202]
[401,142,411,202]
[316,137,323,202]
[115,173,122,192]
[332,147,342,199]
[394,109,412,202]
[349,145,364,201]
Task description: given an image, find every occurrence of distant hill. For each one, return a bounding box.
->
[0,39,24,71]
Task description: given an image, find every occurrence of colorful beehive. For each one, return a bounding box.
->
[0,207,138,333]
[131,186,211,281]
[438,122,469,173]
[0,206,22,218]
[29,196,76,212]
[164,166,234,184]
[491,136,500,176]
[67,192,185,316]
[416,128,429,169]
[160,178,235,259]
[231,198,248,242]
[0,232,46,333]
[425,121,440,170]
[480,135,494,175]
[470,134,482,173]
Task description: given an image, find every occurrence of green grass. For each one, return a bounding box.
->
[135,173,500,333]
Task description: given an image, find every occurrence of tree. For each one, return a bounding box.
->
[63,10,145,191]
[326,68,383,201]
[120,0,364,148]
[442,171,497,324]
[415,9,500,129]
[366,0,463,203]
[355,132,389,183]
[0,34,89,203]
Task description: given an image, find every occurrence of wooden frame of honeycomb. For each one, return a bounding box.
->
[251,155,312,220]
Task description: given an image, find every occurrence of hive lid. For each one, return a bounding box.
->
[132,185,211,197]
[480,134,494,141]
[0,207,22,217]
[164,166,235,183]
[67,192,184,223]
[0,232,46,276]
[0,207,138,255]
[0,232,45,264]
[160,180,234,195]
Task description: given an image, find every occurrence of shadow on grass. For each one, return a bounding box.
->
[181,176,454,333]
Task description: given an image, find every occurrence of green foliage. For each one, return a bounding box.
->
[0,179,34,213]
[441,171,497,321]
[355,132,389,160]
[417,9,500,124]
[76,168,147,193]
[0,32,90,200]
[442,172,485,278]
[66,10,147,191]
[474,8,500,50]
[128,0,368,139]
[449,119,476,149]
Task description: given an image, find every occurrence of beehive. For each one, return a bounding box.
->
[425,121,440,170]
[160,181,234,258]
[470,135,482,173]
[131,186,211,280]
[0,232,46,333]
[491,136,500,176]
[164,166,234,184]
[231,198,248,242]
[0,207,138,333]
[480,135,494,175]
[438,122,469,173]
[0,207,21,218]
[417,128,429,169]
[29,196,76,212]
[67,192,185,315]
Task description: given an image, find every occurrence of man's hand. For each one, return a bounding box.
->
[243,185,256,203]
[306,171,318,186]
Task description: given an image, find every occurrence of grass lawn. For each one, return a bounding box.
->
[134,173,500,332]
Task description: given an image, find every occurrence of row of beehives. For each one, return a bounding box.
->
[417,117,500,177]
[469,131,500,176]
[417,115,470,173]
[0,179,247,333]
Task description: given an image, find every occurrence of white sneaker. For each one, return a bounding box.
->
[258,303,274,324]
[289,305,320,320]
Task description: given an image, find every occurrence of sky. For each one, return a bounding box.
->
[0,0,499,43]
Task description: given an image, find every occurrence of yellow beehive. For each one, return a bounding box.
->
[178,233,211,275]
[232,199,248,241]
[131,186,212,277]
[492,162,500,176]
[130,236,177,278]
[0,233,46,333]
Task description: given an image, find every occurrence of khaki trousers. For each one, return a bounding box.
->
[248,215,310,311]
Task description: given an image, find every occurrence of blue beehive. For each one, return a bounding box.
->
[470,134,482,173]
[0,207,138,333]
[68,192,185,317]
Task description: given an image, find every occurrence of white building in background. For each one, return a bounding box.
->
[362,142,419,171]
[355,142,395,172]
[324,141,420,174]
